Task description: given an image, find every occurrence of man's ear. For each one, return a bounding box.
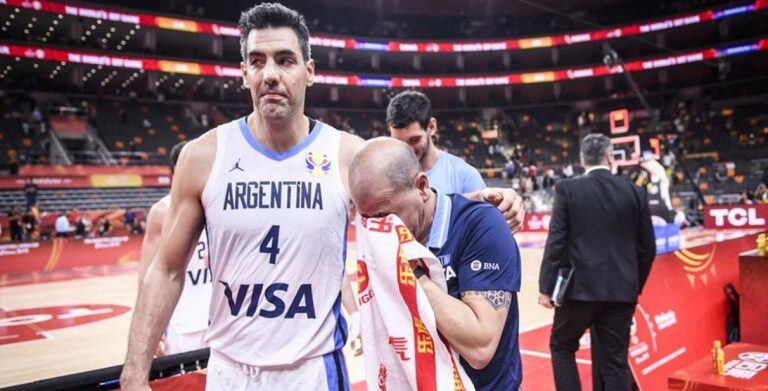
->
[306,58,315,87]
[241,61,249,89]
[415,173,431,201]
[427,117,438,137]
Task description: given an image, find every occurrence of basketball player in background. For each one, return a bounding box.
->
[120,3,524,389]
[137,141,211,356]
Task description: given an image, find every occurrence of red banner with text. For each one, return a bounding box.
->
[522,212,552,232]
[0,235,142,275]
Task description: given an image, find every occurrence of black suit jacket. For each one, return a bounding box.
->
[539,168,656,303]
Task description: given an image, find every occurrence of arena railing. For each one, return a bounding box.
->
[1,37,766,88]
[3,348,209,391]
[1,0,764,53]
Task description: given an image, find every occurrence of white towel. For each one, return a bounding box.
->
[355,214,475,391]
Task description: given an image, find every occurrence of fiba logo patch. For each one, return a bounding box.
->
[305,151,331,177]
[470,260,482,271]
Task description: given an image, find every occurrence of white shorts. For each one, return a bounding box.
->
[163,326,207,355]
[206,350,349,391]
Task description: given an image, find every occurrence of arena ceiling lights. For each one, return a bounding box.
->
[2,0,766,53]
[1,38,766,88]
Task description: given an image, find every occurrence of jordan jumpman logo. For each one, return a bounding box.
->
[229,158,244,172]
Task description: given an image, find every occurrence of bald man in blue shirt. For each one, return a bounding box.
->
[350,137,523,390]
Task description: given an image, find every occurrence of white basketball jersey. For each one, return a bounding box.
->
[201,117,349,366]
[159,195,212,334]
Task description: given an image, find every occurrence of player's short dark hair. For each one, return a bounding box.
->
[386,90,432,130]
[239,3,312,63]
[581,133,613,166]
[169,141,188,174]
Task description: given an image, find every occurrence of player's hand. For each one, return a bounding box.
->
[119,369,151,391]
[538,293,554,309]
[154,336,167,358]
[346,311,363,356]
[479,187,525,233]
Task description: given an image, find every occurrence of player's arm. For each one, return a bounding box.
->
[120,135,213,390]
[416,275,510,369]
[137,202,168,282]
[339,130,365,316]
[464,187,525,233]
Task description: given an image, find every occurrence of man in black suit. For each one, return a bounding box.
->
[538,133,656,391]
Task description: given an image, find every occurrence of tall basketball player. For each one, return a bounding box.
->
[137,141,211,356]
[120,3,523,389]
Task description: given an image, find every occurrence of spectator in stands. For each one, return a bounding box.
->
[68,208,80,227]
[8,155,19,176]
[75,215,89,239]
[22,207,38,240]
[55,210,74,238]
[24,183,38,209]
[31,106,43,124]
[739,189,754,204]
[543,169,557,191]
[124,208,137,234]
[563,164,574,179]
[96,217,113,237]
[8,206,22,242]
[754,183,768,204]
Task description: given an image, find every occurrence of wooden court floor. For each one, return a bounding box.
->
[0,233,554,388]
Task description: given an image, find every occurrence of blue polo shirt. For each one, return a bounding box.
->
[427,151,486,195]
[427,192,522,390]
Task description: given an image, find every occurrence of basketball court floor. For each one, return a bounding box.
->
[0,228,752,389]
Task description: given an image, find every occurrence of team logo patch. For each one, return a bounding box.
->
[305,151,331,177]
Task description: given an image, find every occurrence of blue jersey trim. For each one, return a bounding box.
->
[203,224,212,277]
[332,293,348,349]
[427,191,452,250]
[322,350,348,391]
[237,116,323,162]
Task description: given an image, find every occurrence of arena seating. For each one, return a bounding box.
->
[0,187,168,213]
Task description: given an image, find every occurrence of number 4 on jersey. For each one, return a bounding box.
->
[260,225,281,264]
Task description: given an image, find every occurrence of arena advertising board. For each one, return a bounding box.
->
[629,233,760,390]
[704,205,768,229]
[2,0,763,53]
[1,39,766,88]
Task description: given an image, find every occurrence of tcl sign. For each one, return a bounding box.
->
[704,205,768,229]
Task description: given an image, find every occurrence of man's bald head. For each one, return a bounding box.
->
[349,137,420,198]
[349,137,435,241]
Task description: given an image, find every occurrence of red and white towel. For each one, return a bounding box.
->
[355,214,474,391]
